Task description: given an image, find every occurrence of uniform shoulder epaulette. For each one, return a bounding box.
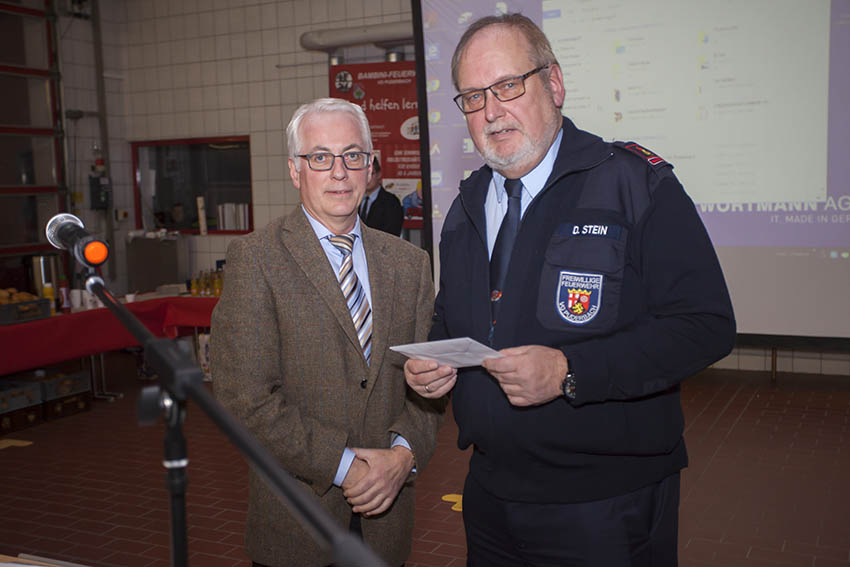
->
[613,141,668,168]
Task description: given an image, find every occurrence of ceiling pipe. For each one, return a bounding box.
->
[300,21,413,52]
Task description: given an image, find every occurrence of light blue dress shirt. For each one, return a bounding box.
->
[484,129,563,257]
[301,206,412,487]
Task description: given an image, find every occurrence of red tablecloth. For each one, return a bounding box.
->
[0,296,218,375]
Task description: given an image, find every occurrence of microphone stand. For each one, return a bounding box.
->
[83,271,386,567]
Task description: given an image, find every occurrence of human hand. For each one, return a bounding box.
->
[482,345,568,406]
[343,446,415,516]
[404,358,457,398]
[340,458,369,491]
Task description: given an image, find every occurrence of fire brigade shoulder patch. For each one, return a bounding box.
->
[615,141,667,167]
[556,271,603,325]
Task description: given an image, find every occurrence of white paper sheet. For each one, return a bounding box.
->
[389,337,502,368]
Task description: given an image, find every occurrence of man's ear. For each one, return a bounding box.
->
[288,158,301,190]
[547,63,566,109]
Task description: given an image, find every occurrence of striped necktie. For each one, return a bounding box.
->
[329,234,372,365]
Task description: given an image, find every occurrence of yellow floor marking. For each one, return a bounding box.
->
[441,493,463,511]
[0,439,33,449]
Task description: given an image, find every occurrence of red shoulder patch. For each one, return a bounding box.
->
[623,143,667,167]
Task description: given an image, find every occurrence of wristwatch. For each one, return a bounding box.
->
[561,368,576,400]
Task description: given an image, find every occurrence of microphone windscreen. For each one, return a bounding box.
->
[45,213,84,250]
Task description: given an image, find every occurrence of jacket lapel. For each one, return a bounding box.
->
[280,208,366,361]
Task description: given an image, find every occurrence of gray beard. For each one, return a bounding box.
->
[477,113,562,176]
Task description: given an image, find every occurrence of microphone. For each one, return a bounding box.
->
[45,213,110,267]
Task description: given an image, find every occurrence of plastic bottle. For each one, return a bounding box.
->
[42,282,56,316]
[201,271,210,296]
[213,269,223,297]
[58,274,72,314]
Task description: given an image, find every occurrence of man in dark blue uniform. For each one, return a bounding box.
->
[404,13,736,566]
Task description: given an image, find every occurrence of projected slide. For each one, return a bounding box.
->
[544,0,829,206]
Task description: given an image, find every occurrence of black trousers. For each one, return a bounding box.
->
[463,471,680,567]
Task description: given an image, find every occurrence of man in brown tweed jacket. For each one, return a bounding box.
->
[211,98,444,567]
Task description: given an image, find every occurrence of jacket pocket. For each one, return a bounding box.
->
[536,224,628,334]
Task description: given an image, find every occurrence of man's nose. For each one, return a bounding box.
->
[483,90,506,122]
[330,155,348,179]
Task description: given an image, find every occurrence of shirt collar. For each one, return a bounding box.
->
[492,128,564,203]
[364,186,380,206]
[302,205,364,240]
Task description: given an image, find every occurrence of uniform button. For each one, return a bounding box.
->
[360,378,367,389]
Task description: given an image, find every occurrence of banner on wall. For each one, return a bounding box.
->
[329,61,421,202]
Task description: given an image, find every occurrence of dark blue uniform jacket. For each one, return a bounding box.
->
[432,117,736,503]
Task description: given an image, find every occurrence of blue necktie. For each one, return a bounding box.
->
[329,234,372,365]
[489,178,523,326]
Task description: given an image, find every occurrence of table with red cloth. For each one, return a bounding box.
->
[0,296,218,376]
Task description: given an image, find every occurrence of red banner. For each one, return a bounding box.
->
[329,62,421,199]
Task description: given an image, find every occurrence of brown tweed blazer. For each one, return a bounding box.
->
[211,207,444,567]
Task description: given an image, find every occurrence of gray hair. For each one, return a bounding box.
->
[450,13,559,92]
[286,98,373,171]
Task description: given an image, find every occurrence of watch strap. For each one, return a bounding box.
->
[562,369,576,400]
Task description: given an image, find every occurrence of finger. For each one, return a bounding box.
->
[346,482,382,506]
[482,355,518,374]
[349,487,384,510]
[417,365,456,383]
[353,491,393,515]
[364,497,393,516]
[343,480,370,500]
[507,395,532,407]
[405,358,438,375]
[500,345,534,356]
[407,368,448,390]
[430,375,457,397]
[426,372,456,390]
[350,447,375,461]
[344,469,379,499]
[419,374,457,397]
[490,367,522,386]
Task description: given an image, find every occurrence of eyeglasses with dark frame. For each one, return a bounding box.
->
[453,65,549,114]
[297,151,371,171]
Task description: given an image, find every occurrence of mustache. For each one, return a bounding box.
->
[483,121,522,135]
